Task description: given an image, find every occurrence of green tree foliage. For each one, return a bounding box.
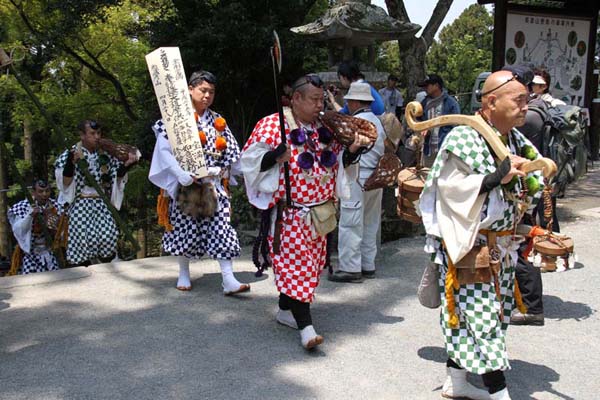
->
[426,4,493,107]
[149,0,327,141]
[0,0,331,257]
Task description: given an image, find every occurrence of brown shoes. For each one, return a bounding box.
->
[510,310,544,326]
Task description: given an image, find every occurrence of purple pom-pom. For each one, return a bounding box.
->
[317,127,333,145]
[298,151,315,170]
[290,128,306,146]
[320,150,337,168]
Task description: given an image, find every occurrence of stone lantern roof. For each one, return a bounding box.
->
[291,0,420,47]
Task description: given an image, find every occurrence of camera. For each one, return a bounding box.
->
[327,84,339,96]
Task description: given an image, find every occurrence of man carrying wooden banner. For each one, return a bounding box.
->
[147,47,249,295]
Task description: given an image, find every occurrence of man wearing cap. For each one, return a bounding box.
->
[54,120,137,267]
[329,82,386,283]
[149,70,250,295]
[418,73,461,167]
[419,70,544,400]
[379,74,404,117]
[241,74,373,350]
[7,179,62,274]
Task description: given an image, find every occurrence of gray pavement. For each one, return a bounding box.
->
[1,165,599,400]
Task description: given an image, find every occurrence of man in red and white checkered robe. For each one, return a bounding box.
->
[241,74,372,349]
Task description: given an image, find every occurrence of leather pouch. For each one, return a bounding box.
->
[455,245,494,284]
[310,200,337,236]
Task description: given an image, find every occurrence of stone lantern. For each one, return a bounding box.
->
[291,0,420,84]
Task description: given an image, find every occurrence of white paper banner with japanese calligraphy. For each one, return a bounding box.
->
[505,12,591,106]
[146,47,208,178]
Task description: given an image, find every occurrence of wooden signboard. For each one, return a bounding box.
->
[504,12,592,107]
[146,47,207,178]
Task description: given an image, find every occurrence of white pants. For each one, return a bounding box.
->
[337,175,382,273]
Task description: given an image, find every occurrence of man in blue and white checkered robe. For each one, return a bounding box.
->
[54,120,134,266]
[149,70,249,295]
[8,180,61,274]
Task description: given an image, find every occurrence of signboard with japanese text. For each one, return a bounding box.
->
[505,12,591,106]
[146,47,207,178]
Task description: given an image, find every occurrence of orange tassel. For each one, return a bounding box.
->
[157,189,173,231]
[8,245,22,276]
[445,256,460,328]
[214,117,227,132]
[215,135,227,151]
[198,131,207,145]
[513,277,528,314]
[222,178,230,196]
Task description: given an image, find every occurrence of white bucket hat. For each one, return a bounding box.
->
[532,75,547,85]
[344,82,374,102]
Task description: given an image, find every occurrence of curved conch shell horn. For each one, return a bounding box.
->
[404,101,557,179]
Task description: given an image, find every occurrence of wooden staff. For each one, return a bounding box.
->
[270,30,292,208]
[404,101,558,179]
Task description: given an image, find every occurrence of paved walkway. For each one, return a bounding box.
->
[1,165,598,400]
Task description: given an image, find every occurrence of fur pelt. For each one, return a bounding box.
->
[177,182,218,219]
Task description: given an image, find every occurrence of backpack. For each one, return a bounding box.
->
[523,98,552,156]
[544,104,588,195]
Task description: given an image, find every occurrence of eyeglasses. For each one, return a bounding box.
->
[480,71,533,98]
[33,179,49,189]
[292,74,324,92]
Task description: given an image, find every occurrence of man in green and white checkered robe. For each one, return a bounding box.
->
[419,69,544,400]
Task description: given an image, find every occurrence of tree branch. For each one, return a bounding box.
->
[421,0,453,47]
[384,0,410,22]
[8,0,139,121]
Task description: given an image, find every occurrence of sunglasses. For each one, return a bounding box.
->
[189,71,217,87]
[33,179,49,189]
[480,71,533,98]
[89,120,100,130]
[292,74,324,92]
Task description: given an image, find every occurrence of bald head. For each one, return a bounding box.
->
[480,70,529,134]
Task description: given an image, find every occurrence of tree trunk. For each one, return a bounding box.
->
[385,0,454,101]
[136,228,146,259]
[23,117,33,163]
[0,120,11,259]
[378,0,452,240]
[399,38,428,101]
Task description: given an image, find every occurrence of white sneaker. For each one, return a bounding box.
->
[442,367,490,400]
[276,309,298,329]
[299,325,324,350]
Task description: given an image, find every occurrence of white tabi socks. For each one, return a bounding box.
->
[176,256,192,290]
[276,309,298,329]
[490,388,511,400]
[442,367,491,400]
[300,325,324,350]
[219,259,250,295]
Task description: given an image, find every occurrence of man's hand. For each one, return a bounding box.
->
[72,149,83,163]
[500,154,527,184]
[124,152,138,167]
[276,145,291,164]
[348,132,373,153]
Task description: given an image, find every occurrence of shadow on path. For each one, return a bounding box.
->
[543,294,596,321]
